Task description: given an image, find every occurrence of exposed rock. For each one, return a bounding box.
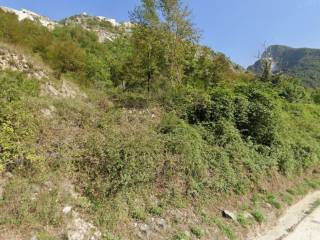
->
[156,218,166,229]
[0,47,50,79]
[222,209,237,221]
[243,212,254,220]
[139,223,150,233]
[63,205,73,214]
[66,212,101,240]
[0,7,57,29]
[41,105,56,118]
[61,14,132,43]
[40,81,87,99]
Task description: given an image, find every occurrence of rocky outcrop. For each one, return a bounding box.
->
[248,45,320,87]
[40,80,87,99]
[64,211,101,240]
[61,13,132,42]
[0,6,57,29]
[0,47,49,79]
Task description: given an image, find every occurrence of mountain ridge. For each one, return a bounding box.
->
[248,44,320,87]
[0,6,131,42]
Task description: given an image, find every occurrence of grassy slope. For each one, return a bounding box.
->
[0,64,320,239]
[0,10,319,240]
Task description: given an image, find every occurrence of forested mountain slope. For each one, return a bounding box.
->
[248,45,320,87]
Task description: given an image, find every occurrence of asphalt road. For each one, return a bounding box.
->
[251,191,320,240]
[284,206,320,240]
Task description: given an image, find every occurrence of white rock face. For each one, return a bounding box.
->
[1,6,132,42]
[0,6,57,29]
[40,80,88,99]
[66,212,101,240]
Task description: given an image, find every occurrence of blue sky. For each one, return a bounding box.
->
[0,0,319,67]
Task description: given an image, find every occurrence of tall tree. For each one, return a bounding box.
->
[129,0,165,92]
[159,0,199,85]
[127,0,199,92]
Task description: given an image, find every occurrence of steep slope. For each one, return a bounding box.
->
[248,45,320,87]
[0,6,57,29]
[1,5,320,240]
[0,6,130,43]
[60,13,132,42]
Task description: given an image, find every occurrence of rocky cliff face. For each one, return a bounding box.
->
[0,6,57,29]
[248,45,320,87]
[0,7,131,43]
[0,46,49,79]
[60,13,132,42]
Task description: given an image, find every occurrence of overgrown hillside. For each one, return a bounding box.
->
[0,1,320,240]
[248,45,320,88]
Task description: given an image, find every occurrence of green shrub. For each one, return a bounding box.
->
[252,210,265,223]
[190,226,205,239]
[265,193,281,209]
[172,231,189,240]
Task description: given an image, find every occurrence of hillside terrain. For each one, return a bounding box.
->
[248,45,320,87]
[0,2,320,240]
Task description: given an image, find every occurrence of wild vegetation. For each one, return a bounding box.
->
[0,0,320,239]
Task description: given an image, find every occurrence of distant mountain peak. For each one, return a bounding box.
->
[248,45,320,87]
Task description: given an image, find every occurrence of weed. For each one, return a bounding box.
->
[201,214,234,240]
[130,208,147,221]
[252,210,265,223]
[172,231,189,240]
[265,193,281,209]
[190,226,205,239]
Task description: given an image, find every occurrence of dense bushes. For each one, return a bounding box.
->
[0,71,40,172]
[0,2,320,234]
[186,84,279,146]
[0,10,109,85]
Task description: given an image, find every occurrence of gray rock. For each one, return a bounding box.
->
[156,218,166,229]
[139,223,149,233]
[243,212,254,219]
[66,212,101,240]
[222,209,237,221]
[63,205,73,214]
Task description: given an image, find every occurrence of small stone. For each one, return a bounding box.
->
[63,206,73,214]
[243,212,254,219]
[31,236,37,240]
[139,223,149,233]
[156,218,166,229]
[222,209,237,221]
[265,203,272,209]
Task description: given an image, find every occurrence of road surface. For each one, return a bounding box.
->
[284,205,320,240]
[251,191,320,240]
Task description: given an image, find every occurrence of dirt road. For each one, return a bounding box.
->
[251,191,320,240]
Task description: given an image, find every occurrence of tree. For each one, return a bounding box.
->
[129,0,165,92]
[48,40,85,79]
[159,0,199,84]
[128,0,199,92]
